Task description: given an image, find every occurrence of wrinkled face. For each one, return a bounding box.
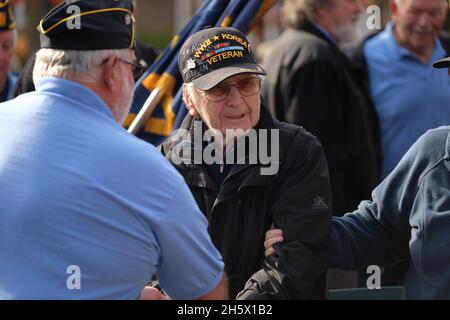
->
[391,0,448,55]
[0,30,14,89]
[184,73,261,136]
[322,0,363,41]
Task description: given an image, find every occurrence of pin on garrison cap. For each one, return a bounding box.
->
[178,27,266,90]
[38,0,136,50]
[433,56,450,69]
[0,0,15,31]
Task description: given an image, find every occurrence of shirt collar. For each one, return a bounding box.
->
[385,21,445,64]
[34,77,114,119]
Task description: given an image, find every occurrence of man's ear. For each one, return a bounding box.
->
[389,0,399,22]
[182,83,198,116]
[101,55,121,91]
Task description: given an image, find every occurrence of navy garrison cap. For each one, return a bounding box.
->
[38,0,135,50]
[178,27,266,90]
[0,0,15,31]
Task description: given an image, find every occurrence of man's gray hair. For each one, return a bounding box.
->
[282,0,333,29]
[33,48,129,83]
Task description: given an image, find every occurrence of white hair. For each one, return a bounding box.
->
[33,48,129,83]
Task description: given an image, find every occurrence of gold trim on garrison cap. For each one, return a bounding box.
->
[38,0,136,50]
[0,0,15,31]
[178,27,266,90]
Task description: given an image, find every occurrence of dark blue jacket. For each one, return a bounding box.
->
[330,126,450,299]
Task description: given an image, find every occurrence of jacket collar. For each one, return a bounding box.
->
[298,20,339,49]
[168,103,278,192]
[297,20,354,69]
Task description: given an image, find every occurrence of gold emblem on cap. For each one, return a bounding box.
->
[125,13,132,26]
[187,59,196,70]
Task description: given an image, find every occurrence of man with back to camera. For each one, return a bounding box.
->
[0,0,227,300]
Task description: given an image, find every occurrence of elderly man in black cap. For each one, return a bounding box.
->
[0,0,17,102]
[0,0,227,300]
[159,26,333,299]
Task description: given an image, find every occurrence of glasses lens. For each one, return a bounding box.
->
[205,84,228,102]
[204,76,261,102]
[237,77,260,96]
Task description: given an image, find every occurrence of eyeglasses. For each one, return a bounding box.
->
[101,57,146,81]
[201,76,261,102]
[119,58,146,80]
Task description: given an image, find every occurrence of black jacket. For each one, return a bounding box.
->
[159,105,332,299]
[262,22,382,216]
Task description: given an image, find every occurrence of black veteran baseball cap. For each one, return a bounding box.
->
[38,0,135,50]
[433,56,450,69]
[178,27,266,90]
[0,0,15,31]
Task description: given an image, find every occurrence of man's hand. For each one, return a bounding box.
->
[264,228,283,257]
[140,286,171,300]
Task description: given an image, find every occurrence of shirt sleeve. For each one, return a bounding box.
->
[153,182,224,299]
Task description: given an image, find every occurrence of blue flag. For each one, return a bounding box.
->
[126,0,277,146]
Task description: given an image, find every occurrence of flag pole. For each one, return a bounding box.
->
[127,88,163,134]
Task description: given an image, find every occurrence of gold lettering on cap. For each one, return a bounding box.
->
[220,33,248,48]
[206,50,244,65]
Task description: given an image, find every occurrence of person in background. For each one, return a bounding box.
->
[264,53,450,300]
[347,0,450,286]
[262,0,382,218]
[261,0,382,291]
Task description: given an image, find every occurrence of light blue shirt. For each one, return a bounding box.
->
[0,77,224,299]
[364,22,450,178]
